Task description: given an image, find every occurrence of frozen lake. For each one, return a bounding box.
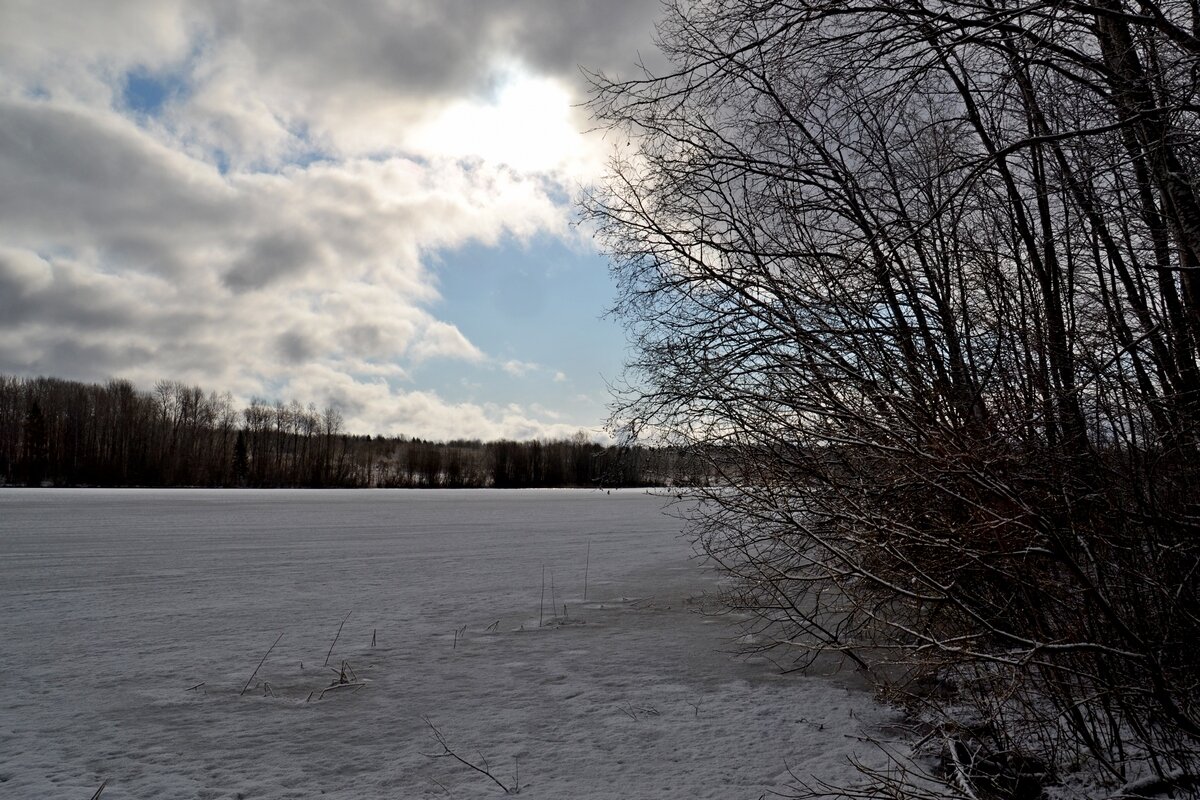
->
[0,489,892,799]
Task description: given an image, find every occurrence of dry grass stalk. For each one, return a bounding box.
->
[240,632,284,696]
[323,610,352,667]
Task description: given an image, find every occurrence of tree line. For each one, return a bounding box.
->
[0,375,668,488]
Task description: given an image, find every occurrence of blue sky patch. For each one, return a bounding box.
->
[121,68,189,116]
[417,234,626,427]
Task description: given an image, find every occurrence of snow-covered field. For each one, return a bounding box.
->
[0,489,896,799]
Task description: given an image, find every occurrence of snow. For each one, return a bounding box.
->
[0,488,898,799]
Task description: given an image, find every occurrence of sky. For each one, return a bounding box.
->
[0,0,662,441]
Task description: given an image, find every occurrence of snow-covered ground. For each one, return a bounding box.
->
[0,489,897,799]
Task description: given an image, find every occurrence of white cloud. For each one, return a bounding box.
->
[530,403,563,420]
[410,321,485,363]
[501,359,540,377]
[553,371,568,383]
[342,387,601,442]
[0,247,54,296]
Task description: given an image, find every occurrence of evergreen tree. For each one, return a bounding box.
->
[232,429,249,486]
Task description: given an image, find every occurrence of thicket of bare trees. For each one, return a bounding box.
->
[0,375,665,489]
[585,0,1200,797]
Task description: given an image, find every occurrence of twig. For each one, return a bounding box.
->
[539,564,546,627]
[372,628,376,648]
[89,780,107,800]
[186,682,205,692]
[324,610,352,667]
[583,540,590,601]
[328,660,356,686]
[421,716,515,794]
[317,682,364,700]
[240,632,284,696]
[486,619,500,633]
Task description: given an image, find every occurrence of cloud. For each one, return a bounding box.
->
[0,99,235,266]
[180,1,661,163]
[501,359,540,377]
[276,373,602,442]
[0,1,658,438]
[0,98,560,408]
[225,230,328,292]
[2,1,661,171]
[0,247,53,297]
[410,321,485,363]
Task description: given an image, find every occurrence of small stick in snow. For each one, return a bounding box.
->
[89,780,107,800]
[324,610,352,667]
[486,619,500,633]
[328,660,356,685]
[186,682,205,692]
[371,628,376,648]
[583,540,590,601]
[240,632,284,696]
[317,682,364,700]
[539,564,546,627]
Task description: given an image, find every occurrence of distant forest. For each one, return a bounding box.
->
[0,375,678,488]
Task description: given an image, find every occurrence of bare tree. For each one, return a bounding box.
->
[585,1,1200,796]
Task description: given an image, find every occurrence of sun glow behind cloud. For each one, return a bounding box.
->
[411,69,595,176]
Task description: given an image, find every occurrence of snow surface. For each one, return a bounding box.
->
[0,488,898,799]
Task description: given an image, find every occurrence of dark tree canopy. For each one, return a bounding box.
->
[0,375,667,489]
[586,0,1200,795]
